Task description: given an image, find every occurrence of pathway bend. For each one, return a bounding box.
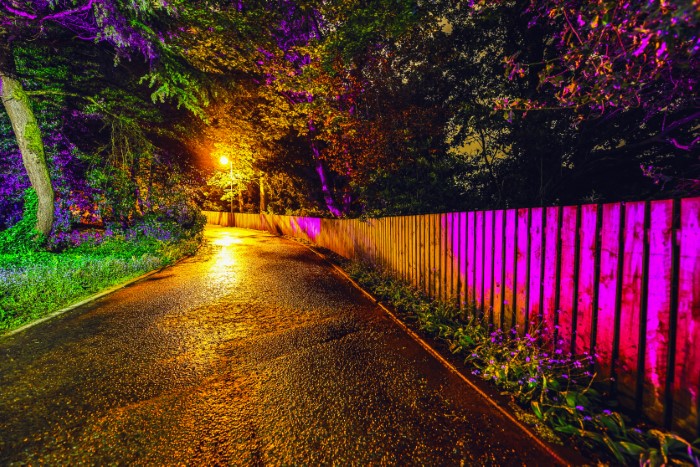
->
[1,226,566,465]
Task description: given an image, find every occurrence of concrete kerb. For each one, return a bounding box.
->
[293,238,574,467]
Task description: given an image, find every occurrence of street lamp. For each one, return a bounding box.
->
[219,155,233,217]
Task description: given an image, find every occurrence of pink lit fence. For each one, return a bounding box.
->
[203,197,700,437]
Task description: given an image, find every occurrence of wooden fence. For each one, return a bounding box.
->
[203,197,700,438]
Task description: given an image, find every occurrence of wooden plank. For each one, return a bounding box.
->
[426,215,433,298]
[484,210,494,323]
[640,199,674,426]
[396,217,402,282]
[515,208,530,333]
[419,215,424,290]
[459,212,468,312]
[426,214,431,297]
[617,201,646,407]
[439,214,447,302]
[467,212,476,313]
[475,211,484,316]
[673,197,700,436]
[451,213,460,306]
[409,216,415,288]
[558,206,579,353]
[542,207,561,345]
[596,203,623,382]
[418,215,425,293]
[492,210,505,329]
[433,214,440,301]
[528,207,544,331]
[403,216,408,283]
[575,204,598,355]
[448,213,456,303]
[503,209,517,330]
[389,217,394,272]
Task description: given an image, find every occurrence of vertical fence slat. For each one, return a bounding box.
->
[451,213,460,307]
[503,209,517,329]
[493,210,505,329]
[597,203,623,382]
[618,201,646,408]
[559,206,579,352]
[467,212,476,313]
[440,214,447,302]
[528,208,544,330]
[484,210,494,322]
[641,199,674,425]
[673,197,700,436]
[515,208,530,332]
[426,214,437,298]
[542,207,560,344]
[459,212,468,312]
[475,211,484,315]
[421,214,428,293]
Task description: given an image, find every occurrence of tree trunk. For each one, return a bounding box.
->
[259,174,266,213]
[237,188,244,213]
[0,71,55,235]
[308,120,343,217]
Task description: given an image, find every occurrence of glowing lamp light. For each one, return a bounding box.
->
[219,155,230,166]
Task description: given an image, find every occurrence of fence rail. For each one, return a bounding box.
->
[204,198,700,438]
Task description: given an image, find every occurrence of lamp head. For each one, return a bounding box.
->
[219,155,230,166]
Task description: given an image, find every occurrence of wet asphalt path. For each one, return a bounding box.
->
[0,226,560,465]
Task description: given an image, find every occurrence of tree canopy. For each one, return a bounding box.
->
[1,0,698,240]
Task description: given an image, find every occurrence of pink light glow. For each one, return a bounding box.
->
[290,216,320,242]
[492,210,505,328]
[618,201,645,401]
[643,199,673,420]
[596,203,622,381]
[673,198,700,434]
[558,206,578,353]
[516,208,529,332]
[542,207,561,346]
[484,210,494,320]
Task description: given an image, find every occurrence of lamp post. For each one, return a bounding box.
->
[219,155,233,218]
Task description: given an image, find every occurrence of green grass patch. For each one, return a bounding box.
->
[345,261,700,466]
[0,235,200,333]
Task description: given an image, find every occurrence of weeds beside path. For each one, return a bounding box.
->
[0,235,201,334]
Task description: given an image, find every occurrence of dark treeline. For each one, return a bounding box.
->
[1,0,697,243]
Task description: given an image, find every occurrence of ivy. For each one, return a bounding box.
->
[0,189,45,254]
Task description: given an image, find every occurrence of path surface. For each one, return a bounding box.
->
[0,226,562,465]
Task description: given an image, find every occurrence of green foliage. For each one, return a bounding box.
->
[0,234,200,332]
[0,190,45,254]
[346,261,700,466]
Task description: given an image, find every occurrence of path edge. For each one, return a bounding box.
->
[295,239,577,467]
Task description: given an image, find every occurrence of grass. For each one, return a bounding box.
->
[0,234,201,333]
[344,260,700,466]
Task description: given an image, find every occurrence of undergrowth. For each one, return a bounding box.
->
[0,190,202,333]
[346,261,700,466]
[0,234,200,333]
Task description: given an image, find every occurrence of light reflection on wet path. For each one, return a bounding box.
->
[0,226,559,465]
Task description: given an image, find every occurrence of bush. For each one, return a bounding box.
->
[0,189,45,254]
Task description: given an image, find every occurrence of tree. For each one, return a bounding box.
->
[0,1,160,234]
[500,0,699,152]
